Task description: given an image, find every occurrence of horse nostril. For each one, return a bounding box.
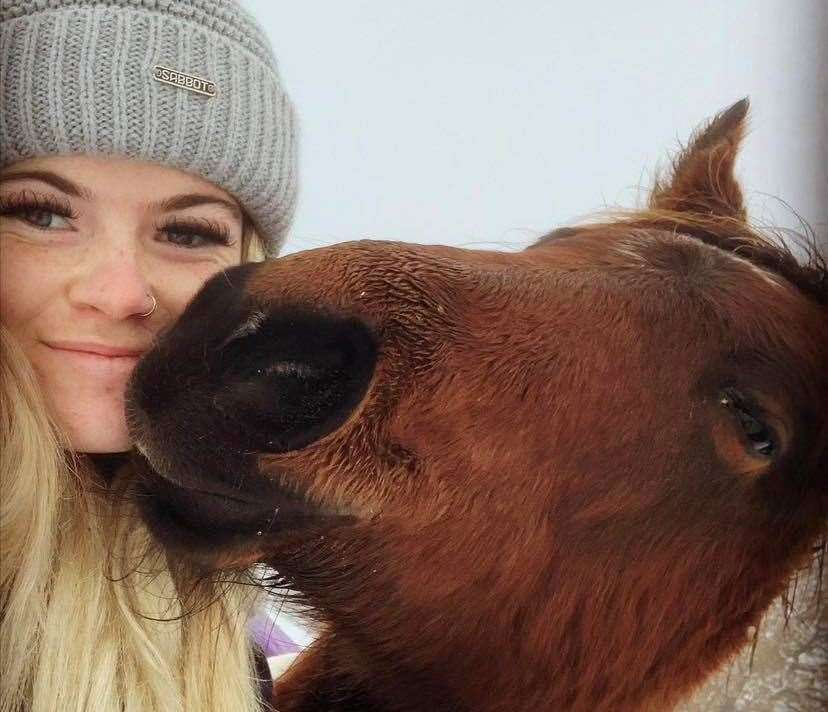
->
[215,306,378,453]
[217,309,268,350]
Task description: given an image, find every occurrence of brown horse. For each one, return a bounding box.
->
[126,99,827,712]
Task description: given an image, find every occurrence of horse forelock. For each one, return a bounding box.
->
[533,212,827,306]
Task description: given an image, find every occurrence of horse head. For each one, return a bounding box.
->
[127,100,827,712]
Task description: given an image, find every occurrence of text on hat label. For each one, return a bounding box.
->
[152,65,217,98]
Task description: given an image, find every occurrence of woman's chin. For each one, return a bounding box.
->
[52,400,133,453]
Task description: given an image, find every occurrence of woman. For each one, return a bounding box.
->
[0,1,301,709]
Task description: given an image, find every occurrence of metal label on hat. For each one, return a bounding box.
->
[152,64,217,98]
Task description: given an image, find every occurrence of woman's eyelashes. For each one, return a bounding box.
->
[0,190,77,230]
[0,191,237,250]
[156,215,237,249]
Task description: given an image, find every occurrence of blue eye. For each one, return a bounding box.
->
[159,217,234,249]
[22,208,71,229]
[0,192,76,230]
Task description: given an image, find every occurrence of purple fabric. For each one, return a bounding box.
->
[249,613,305,657]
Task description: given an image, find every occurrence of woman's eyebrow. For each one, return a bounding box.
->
[156,193,242,220]
[0,171,241,221]
[0,170,93,199]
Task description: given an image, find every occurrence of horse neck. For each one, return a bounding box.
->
[281,522,801,712]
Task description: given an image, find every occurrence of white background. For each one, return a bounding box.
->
[242,1,826,256]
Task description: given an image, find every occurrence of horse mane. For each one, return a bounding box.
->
[595,211,827,307]
[532,99,827,308]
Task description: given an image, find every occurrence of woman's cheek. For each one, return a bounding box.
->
[0,237,58,333]
[156,256,238,318]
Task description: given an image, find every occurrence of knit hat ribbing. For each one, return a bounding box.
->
[0,0,297,256]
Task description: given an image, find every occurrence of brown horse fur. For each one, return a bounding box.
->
[126,99,828,712]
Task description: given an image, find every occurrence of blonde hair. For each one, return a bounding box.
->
[0,233,273,712]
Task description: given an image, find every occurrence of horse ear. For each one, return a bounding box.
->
[649,98,749,222]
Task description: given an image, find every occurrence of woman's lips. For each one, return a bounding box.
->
[43,341,147,376]
[45,340,148,357]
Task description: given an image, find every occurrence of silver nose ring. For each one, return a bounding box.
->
[138,294,157,318]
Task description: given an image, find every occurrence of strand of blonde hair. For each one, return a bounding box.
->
[1,326,269,712]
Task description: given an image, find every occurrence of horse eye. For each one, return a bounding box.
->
[719,389,776,457]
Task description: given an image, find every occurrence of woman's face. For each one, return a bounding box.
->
[0,155,246,453]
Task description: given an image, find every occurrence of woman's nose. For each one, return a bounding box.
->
[67,245,155,320]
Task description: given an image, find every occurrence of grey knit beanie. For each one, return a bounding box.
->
[0,0,297,256]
